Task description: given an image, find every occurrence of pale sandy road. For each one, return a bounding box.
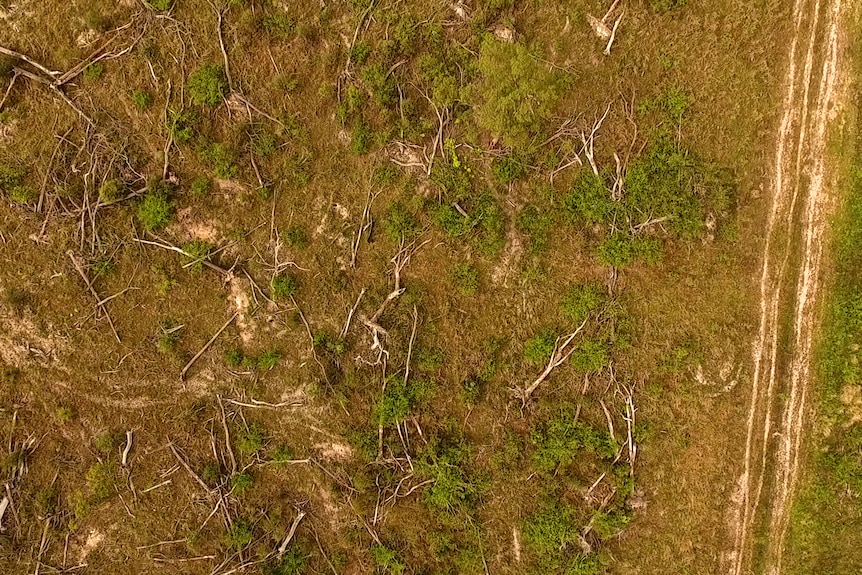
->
[727,0,846,574]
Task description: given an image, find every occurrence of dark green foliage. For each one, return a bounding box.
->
[146,0,173,10]
[270,444,295,463]
[592,508,631,539]
[271,273,299,299]
[95,430,125,453]
[93,256,115,278]
[167,109,197,143]
[188,64,228,106]
[262,12,294,38]
[524,328,557,366]
[237,424,265,455]
[362,63,396,106]
[351,121,372,155]
[85,462,118,502]
[371,544,405,575]
[200,142,238,179]
[564,171,615,225]
[230,472,254,495]
[451,263,479,296]
[415,435,482,512]
[350,42,372,66]
[416,347,444,371]
[182,240,212,272]
[561,283,606,323]
[313,331,346,355]
[252,127,279,157]
[376,376,433,426]
[201,461,222,487]
[99,179,124,204]
[284,226,309,248]
[523,502,579,555]
[431,203,472,237]
[474,195,506,255]
[191,177,211,197]
[431,155,472,199]
[256,350,281,370]
[596,233,661,268]
[137,191,173,231]
[460,376,483,405]
[473,37,564,147]
[418,54,460,108]
[157,319,181,354]
[383,201,420,242]
[492,152,528,184]
[0,163,34,205]
[265,548,307,575]
[226,520,254,550]
[531,405,618,472]
[571,338,610,373]
[83,62,104,82]
[131,89,153,109]
[516,204,553,252]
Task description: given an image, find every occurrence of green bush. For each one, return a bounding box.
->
[492,152,528,184]
[226,520,254,550]
[431,203,472,237]
[167,109,197,143]
[284,226,309,248]
[561,283,606,323]
[523,502,578,555]
[265,548,307,575]
[474,195,506,255]
[371,544,405,575]
[257,350,281,370]
[271,273,299,299]
[596,233,661,268]
[200,142,238,179]
[376,377,433,426]
[451,263,479,296]
[85,462,118,502]
[524,329,557,366]
[351,120,372,155]
[225,347,244,367]
[516,204,553,252]
[190,177,211,197]
[262,12,294,38]
[146,0,173,10]
[383,201,420,242]
[188,64,228,105]
[473,37,564,147]
[417,54,460,108]
[0,163,34,205]
[564,171,615,225]
[592,508,631,539]
[182,240,212,272]
[571,338,610,373]
[137,191,173,231]
[230,472,254,495]
[531,405,617,472]
[415,436,482,512]
[83,62,104,82]
[131,89,153,109]
[99,179,125,204]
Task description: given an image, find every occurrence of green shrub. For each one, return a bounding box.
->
[257,350,281,370]
[188,64,228,105]
[99,179,125,204]
[0,163,34,204]
[225,347,244,367]
[473,37,564,147]
[460,377,483,405]
[516,204,553,252]
[375,377,433,426]
[523,502,578,555]
[137,191,173,231]
[83,62,104,82]
[284,226,309,248]
[191,177,211,197]
[167,109,197,143]
[362,63,396,106]
[492,152,528,184]
[384,201,420,242]
[226,520,254,550]
[200,142,238,179]
[262,12,294,38]
[561,283,606,323]
[474,195,506,255]
[451,263,479,296]
[230,472,254,495]
[270,444,295,463]
[431,203,472,237]
[271,273,299,299]
[416,347,444,371]
[201,461,222,487]
[415,436,482,512]
[417,54,460,108]
[237,425,265,455]
[157,319,181,354]
[182,240,212,272]
[351,121,372,155]
[131,89,153,109]
[265,547,307,575]
[531,405,617,472]
[371,544,405,575]
[596,234,661,268]
[566,554,603,575]
[86,462,118,502]
[524,329,557,366]
[564,171,615,225]
[591,508,631,539]
[146,0,173,10]
[571,338,610,373]
[252,127,278,157]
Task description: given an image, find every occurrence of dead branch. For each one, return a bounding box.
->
[0,46,60,78]
[518,318,589,405]
[132,237,229,275]
[351,190,378,268]
[277,511,306,557]
[342,288,367,338]
[217,396,238,476]
[68,250,120,342]
[180,312,238,380]
[121,430,133,466]
[0,71,18,112]
[214,6,234,92]
[168,443,212,493]
[604,11,624,56]
[579,103,612,177]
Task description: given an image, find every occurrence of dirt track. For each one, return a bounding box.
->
[726,0,846,573]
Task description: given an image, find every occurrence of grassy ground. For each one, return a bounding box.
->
[783,6,862,572]
[0,1,790,574]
